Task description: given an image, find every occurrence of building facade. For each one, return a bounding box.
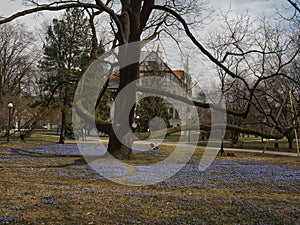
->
[107,50,193,128]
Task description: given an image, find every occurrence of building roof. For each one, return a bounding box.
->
[107,51,189,91]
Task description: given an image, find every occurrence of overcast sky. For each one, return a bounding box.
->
[0,0,290,28]
[0,0,295,92]
[213,0,284,15]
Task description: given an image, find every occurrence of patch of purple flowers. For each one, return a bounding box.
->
[158,159,300,191]
[21,143,148,157]
[1,144,300,192]
[27,144,82,156]
[42,195,62,205]
[0,215,14,224]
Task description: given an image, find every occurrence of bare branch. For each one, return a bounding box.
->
[153,5,251,92]
[140,0,155,34]
[287,0,300,12]
[0,1,127,45]
[220,50,285,64]
[0,3,99,25]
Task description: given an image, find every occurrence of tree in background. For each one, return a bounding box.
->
[209,12,299,145]
[0,23,39,133]
[38,8,93,143]
[135,96,171,133]
[252,66,300,149]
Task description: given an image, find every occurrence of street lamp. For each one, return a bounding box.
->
[7,102,13,142]
[188,116,191,143]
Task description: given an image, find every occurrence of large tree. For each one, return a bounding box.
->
[39,8,93,143]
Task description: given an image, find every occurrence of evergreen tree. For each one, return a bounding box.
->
[135,96,171,133]
[39,8,93,143]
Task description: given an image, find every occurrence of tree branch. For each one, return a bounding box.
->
[136,86,254,117]
[0,3,100,25]
[153,5,251,92]
[73,99,112,134]
[0,1,127,45]
[287,0,300,12]
[220,50,284,64]
[140,0,155,34]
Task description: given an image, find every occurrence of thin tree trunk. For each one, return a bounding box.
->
[288,137,293,149]
[231,130,239,144]
[58,91,68,144]
[58,108,66,144]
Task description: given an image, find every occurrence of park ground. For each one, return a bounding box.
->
[0,133,299,224]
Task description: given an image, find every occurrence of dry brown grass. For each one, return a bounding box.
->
[0,136,299,224]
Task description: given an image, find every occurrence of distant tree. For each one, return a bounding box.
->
[252,65,300,149]
[209,12,299,145]
[38,8,93,143]
[0,23,37,132]
[135,96,171,132]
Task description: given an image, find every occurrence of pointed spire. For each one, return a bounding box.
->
[155,44,162,61]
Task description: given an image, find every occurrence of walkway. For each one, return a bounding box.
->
[133,140,300,157]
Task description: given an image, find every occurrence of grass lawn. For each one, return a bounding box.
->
[0,135,299,224]
[164,132,300,153]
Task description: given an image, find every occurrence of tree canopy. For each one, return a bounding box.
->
[38,8,93,143]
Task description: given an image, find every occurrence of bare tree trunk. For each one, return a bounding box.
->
[108,130,134,159]
[107,57,140,159]
[58,91,68,144]
[285,128,295,149]
[107,0,142,159]
[287,137,294,149]
[58,108,66,144]
[231,130,239,144]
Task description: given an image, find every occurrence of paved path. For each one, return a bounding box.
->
[223,147,299,157]
[73,136,300,157]
[133,140,300,157]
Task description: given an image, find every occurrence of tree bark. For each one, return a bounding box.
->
[287,136,294,149]
[58,90,68,144]
[58,108,66,144]
[107,64,138,159]
[231,130,239,144]
[107,0,142,159]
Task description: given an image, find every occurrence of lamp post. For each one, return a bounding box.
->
[188,116,191,143]
[7,102,13,142]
